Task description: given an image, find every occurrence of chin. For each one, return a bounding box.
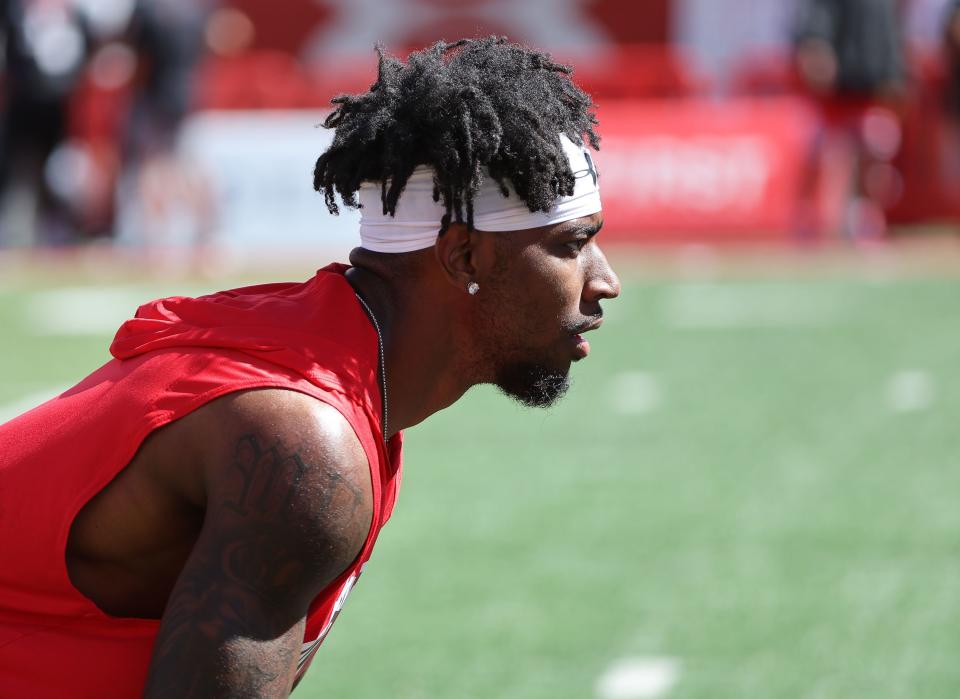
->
[495,362,571,408]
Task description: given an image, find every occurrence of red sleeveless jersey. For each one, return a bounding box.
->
[0,264,402,697]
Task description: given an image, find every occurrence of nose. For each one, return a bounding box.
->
[583,244,621,303]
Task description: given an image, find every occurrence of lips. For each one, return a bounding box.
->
[571,333,590,359]
[569,318,602,360]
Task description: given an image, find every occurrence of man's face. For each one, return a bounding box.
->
[474,212,620,407]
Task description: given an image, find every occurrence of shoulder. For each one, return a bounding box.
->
[191,388,369,475]
[159,388,374,601]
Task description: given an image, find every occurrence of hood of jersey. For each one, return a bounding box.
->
[109,263,378,400]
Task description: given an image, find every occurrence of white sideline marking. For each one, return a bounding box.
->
[0,385,69,424]
[24,287,147,336]
[612,371,661,415]
[595,656,681,699]
[886,370,935,413]
[663,283,844,329]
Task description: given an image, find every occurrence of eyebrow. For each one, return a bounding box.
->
[561,220,603,238]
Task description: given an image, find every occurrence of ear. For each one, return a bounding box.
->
[434,222,488,291]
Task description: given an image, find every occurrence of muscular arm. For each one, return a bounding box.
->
[143,390,373,698]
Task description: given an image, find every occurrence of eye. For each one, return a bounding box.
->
[564,239,588,255]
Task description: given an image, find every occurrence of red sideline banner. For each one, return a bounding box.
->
[594,98,818,243]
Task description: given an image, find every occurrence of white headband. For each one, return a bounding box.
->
[357,134,601,253]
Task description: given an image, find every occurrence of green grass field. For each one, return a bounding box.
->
[1,250,958,698]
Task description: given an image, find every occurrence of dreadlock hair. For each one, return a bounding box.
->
[312,37,599,237]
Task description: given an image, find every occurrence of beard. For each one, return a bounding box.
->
[495,361,571,408]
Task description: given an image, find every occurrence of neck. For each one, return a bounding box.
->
[345,251,475,438]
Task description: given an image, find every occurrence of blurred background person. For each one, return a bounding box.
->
[938,0,960,184]
[113,0,217,263]
[0,0,216,255]
[793,0,907,242]
[0,0,92,246]
[944,1,960,111]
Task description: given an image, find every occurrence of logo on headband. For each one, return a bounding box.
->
[574,151,599,186]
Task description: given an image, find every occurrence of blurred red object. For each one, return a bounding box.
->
[576,44,706,100]
[730,50,802,96]
[887,48,960,223]
[193,42,705,112]
[197,51,330,109]
[595,98,818,244]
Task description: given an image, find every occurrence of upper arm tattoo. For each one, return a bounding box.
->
[144,429,371,698]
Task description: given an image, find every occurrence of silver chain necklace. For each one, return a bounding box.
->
[354,292,388,441]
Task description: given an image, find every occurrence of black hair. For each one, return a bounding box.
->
[313,36,599,235]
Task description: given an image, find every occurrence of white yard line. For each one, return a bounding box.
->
[23,287,149,336]
[595,656,681,699]
[611,371,662,415]
[885,370,935,413]
[0,385,69,424]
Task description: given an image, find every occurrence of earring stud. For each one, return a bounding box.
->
[467,282,480,296]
